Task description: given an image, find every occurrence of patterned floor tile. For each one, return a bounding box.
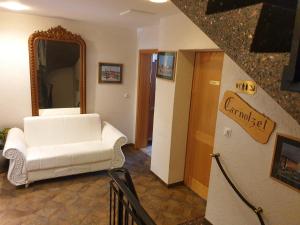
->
[0,146,206,225]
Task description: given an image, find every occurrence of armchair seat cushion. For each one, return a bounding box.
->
[26,141,113,172]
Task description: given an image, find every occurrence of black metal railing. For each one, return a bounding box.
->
[211,153,265,225]
[108,168,156,225]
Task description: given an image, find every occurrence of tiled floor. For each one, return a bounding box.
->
[141,145,152,157]
[0,146,206,225]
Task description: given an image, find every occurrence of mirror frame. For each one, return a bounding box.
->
[28,25,86,116]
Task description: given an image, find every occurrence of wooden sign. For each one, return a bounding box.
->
[219,91,276,144]
[236,80,257,95]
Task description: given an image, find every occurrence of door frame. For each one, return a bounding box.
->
[184,50,224,199]
[135,49,158,149]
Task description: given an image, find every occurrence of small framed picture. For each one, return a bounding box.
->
[157,52,176,81]
[99,63,123,84]
[271,134,300,191]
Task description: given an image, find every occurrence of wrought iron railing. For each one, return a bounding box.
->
[108,168,156,225]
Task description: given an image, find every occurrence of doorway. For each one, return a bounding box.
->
[184,51,224,200]
[135,49,158,156]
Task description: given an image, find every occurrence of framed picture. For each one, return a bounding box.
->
[99,63,123,83]
[271,134,300,191]
[157,52,176,80]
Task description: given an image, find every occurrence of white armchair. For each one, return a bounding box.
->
[3,114,127,186]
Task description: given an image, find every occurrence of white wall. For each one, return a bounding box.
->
[148,13,218,184]
[139,13,300,225]
[137,25,159,50]
[206,55,300,225]
[0,11,137,142]
[158,13,217,50]
[168,51,195,184]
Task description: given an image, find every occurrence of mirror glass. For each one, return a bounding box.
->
[35,40,80,109]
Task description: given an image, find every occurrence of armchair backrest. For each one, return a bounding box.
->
[24,114,101,147]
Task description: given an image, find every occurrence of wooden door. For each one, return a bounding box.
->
[148,59,157,141]
[135,50,157,149]
[184,51,224,200]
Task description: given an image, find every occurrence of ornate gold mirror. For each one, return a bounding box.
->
[29,26,86,116]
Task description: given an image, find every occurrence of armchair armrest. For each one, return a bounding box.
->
[101,121,128,150]
[3,128,28,186]
[102,121,127,168]
[3,128,27,158]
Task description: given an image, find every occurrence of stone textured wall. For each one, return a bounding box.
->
[171,0,300,124]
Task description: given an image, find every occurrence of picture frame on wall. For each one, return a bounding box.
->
[271,134,300,191]
[156,52,176,81]
[98,63,123,84]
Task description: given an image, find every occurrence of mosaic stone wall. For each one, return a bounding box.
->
[171,0,300,124]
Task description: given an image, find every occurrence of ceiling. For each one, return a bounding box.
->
[0,0,180,28]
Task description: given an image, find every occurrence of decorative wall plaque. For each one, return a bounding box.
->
[236,80,257,95]
[219,91,276,144]
[209,80,221,86]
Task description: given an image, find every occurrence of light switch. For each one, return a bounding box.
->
[223,127,232,137]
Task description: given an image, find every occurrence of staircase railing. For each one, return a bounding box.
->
[211,153,265,225]
[108,168,156,225]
